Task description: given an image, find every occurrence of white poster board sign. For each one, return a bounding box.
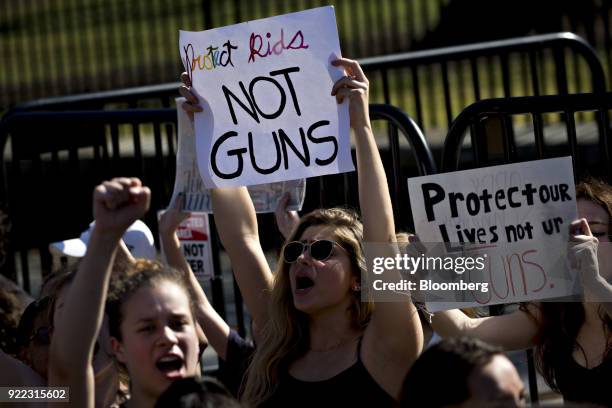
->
[159,211,214,283]
[169,98,307,213]
[179,6,353,188]
[407,157,579,308]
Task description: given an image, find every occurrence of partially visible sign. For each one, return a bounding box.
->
[158,211,214,283]
[178,212,214,282]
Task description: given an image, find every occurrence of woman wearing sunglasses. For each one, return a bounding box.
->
[181,58,423,406]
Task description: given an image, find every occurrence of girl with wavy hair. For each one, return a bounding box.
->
[431,177,612,406]
[181,57,423,406]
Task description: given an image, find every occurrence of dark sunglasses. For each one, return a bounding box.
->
[282,240,345,263]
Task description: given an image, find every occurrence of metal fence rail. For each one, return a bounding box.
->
[441,92,612,178]
[7,32,605,154]
[361,33,607,134]
[0,0,451,109]
[0,103,435,336]
[5,0,612,111]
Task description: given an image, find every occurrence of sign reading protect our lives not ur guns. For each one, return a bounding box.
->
[179,6,354,188]
[407,157,579,307]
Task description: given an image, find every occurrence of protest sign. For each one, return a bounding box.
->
[158,211,214,283]
[179,6,353,188]
[407,157,579,308]
[169,98,306,212]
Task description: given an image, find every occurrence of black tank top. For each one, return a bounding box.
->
[555,354,612,407]
[261,337,397,407]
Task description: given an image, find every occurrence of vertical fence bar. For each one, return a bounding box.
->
[381,69,391,104]
[602,1,612,90]
[520,52,530,98]
[394,69,405,111]
[426,65,436,128]
[153,122,165,200]
[526,349,539,404]
[553,46,569,95]
[470,57,481,101]
[110,123,121,173]
[532,112,546,159]
[132,123,145,178]
[388,122,402,227]
[411,66,424,129]
[441,61,453,127]
[486,55,497,98]
[500,53,511,97]
[456,60,466,110]
[469,123,480,168]
[564,111,579,172]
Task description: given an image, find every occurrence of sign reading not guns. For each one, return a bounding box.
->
[179,6,354,188]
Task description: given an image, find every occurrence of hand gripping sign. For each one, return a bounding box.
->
[179,6,353,188]
[169,98,306,213]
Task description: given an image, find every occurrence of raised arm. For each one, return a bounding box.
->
[49,178,150,408]
[179,73,273,328]
[331,58,423,398]
[431,308,540,350]
[570,218,612,317]
[211,187,273,330]
[158,206,231,359]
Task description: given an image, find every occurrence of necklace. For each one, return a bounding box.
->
[308,336,361,353]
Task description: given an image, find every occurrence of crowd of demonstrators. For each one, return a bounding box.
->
[0,57,609,408]
[183,58,424,407]
[431,178,612,407]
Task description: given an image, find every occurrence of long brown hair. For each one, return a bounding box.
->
[520,177,612,392]
[240,208,374,406]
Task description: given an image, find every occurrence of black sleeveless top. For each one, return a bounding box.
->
[261,337,398,407]
[555,354,612,407]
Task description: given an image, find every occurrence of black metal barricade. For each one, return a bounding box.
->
[441,91,612,404]
[9,83,181,113]
[361,32,607,135]
[8,32,604,154]
[0,104,436,340]
[441,92,612,179]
